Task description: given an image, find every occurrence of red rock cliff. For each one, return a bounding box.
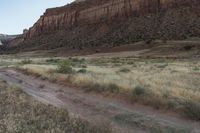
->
[25,0,199,38]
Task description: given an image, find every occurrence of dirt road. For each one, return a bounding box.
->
[0,69,199,133]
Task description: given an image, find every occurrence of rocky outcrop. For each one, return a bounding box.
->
[25,0,200,38]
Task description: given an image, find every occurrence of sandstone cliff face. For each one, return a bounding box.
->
[5,0,198,53]
[25,0,200,38]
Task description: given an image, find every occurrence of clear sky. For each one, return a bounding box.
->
[0,0,74,35]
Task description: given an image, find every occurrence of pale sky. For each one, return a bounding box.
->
[0,0,74,35]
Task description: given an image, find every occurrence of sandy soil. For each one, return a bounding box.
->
[0,69,199,133]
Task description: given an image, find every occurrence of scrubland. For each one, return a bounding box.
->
[3,56,198,120]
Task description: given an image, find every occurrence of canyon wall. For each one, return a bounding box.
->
[4,0,198,53]
[25,0,199,38]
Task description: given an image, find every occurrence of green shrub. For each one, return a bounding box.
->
[81,65,87,68]
[145,39,154,44]
[70,58,86,68]
[111,58,121,64]
[57,60,74,74]
[77,69,87,73]
[183,45,193,51]
[70,58,86,63]
[183,100,200,120]
[71,58,80,62]
[20,59,32,64]
[107,83,120,93]
[132,86,150,97]
[157,63,168,69]
[46,58,60,64]
[193,67,199,71]
[119,68,130,73]
[127,61,135,65]
[84,83,105,92]
[132,86,147,96]
[84,83,120,93]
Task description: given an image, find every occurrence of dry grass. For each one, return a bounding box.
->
[0,80,111,133]
[8,57,200,120]
[14,58,200,119]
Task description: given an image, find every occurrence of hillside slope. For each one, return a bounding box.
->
[4,0,200,53]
